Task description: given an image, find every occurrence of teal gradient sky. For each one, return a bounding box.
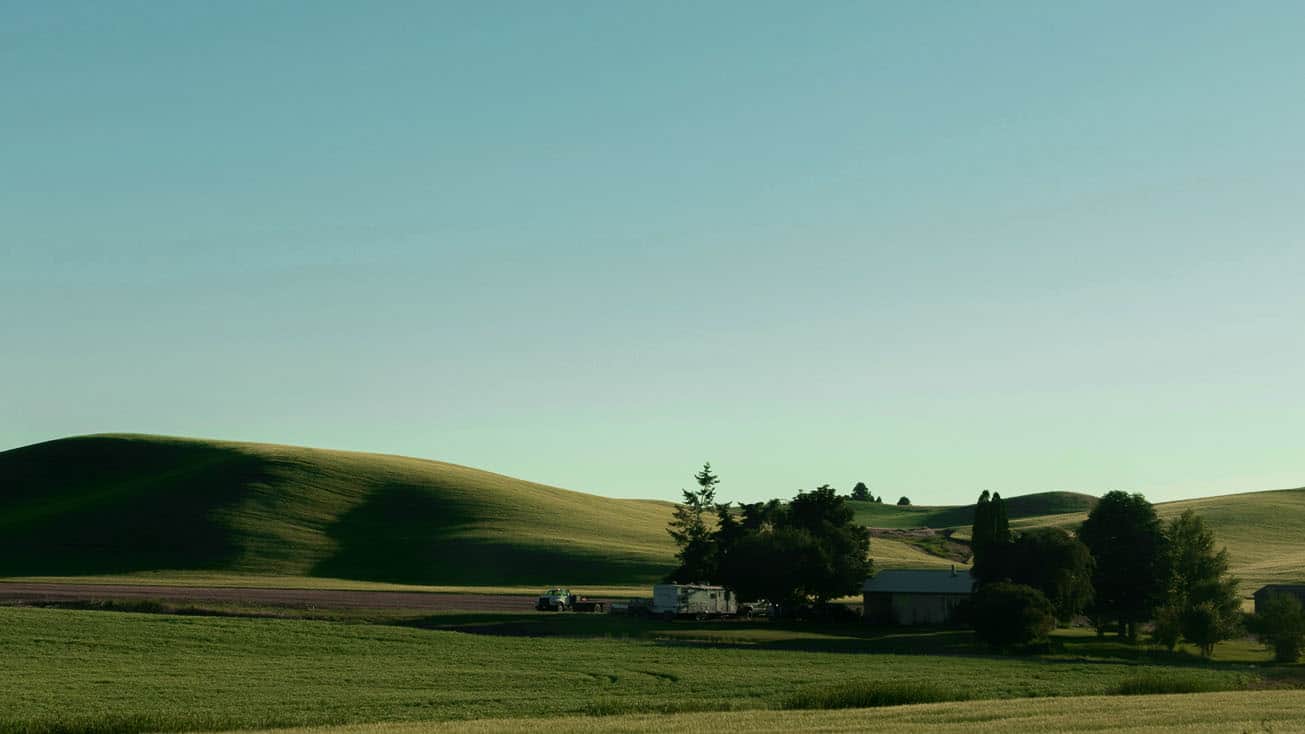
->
[4,2,1303,504]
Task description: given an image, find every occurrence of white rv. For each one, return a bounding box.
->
[651,583,737,619]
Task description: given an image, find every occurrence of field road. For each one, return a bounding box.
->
[0,582,545,612]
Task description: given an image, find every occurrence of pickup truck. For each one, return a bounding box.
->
[534,588,605,612]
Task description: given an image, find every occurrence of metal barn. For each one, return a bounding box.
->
[1253,584,1305,615]
[862,568,974,625]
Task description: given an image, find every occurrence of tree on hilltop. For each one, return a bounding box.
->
[850,482,872,502]
[897,496,911,506]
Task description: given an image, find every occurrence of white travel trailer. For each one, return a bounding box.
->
[651,583,737,619]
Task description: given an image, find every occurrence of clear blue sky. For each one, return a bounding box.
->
[4,1,1303,505]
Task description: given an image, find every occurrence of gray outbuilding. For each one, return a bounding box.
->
[862,568,974,625]
[1253,584,1305,614]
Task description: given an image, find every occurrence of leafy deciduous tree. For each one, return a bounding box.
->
[713,486,871,609]
[1164,509,1241,657]
[1251,593,1305,663]
[975,527,1094,622]
[1078,491,1167,640]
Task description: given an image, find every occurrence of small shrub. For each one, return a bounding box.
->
[1150,604,1182,651]
[782,680,965,710]
[1111,671,1240,695]
[971,582,1055,649]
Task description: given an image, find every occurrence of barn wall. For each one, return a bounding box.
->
[863,592,967,625]
[1254,587,1305,615]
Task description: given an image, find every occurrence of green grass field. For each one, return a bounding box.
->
[0,605,1287,733]
[242,691,1305,734]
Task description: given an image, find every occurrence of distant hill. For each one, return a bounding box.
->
[850,491,1099,530]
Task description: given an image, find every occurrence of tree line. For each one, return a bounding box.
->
[968,489,1304,659]
[665,463,871,611]
[665,467,1305,659]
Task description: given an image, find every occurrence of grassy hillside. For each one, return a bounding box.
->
[0,434,680,586]
[1010,487,1305,593]
[3,434,1297,590]
[855,486,1305,593]
[850,491,1098,530]
[0,434,954,586]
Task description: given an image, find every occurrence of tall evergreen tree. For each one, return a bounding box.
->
[665,462,719,582]
[971,490,993,563]
[850,482,871,502]
[991,492,1010,544]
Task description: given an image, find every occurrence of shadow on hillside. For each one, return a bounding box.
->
[0,436,263,575]
[311,483,668,586]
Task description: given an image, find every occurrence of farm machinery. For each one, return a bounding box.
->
[534,588,605,612]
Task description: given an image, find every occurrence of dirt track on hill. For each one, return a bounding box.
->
[0,582,539,612]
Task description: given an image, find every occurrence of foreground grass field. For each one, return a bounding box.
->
[244,690,1305,733]
[1,606,1283,733]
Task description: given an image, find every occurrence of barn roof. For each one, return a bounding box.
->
[862,569,975,595]
[1254,584,1305,595]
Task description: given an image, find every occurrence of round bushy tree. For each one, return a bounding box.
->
[1253,593,1305,663]
[971,582,1056,649]
[1079,491,1166,640]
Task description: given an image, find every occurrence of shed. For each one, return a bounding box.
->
[862,568,974,625]
[1253,584,1305,614]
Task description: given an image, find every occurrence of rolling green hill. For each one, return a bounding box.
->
[0,434,682,586]
[0,434,955,586]
[3,435,1299,592]
[850,491,1099,530]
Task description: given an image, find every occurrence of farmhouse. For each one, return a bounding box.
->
[1253,584,1305,614]
[862,567,974,625]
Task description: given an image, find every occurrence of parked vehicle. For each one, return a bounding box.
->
[534,588,605,612]
[536,588,570,611]
[651,583,737,620]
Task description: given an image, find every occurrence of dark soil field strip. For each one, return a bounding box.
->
[0,582,538,611]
